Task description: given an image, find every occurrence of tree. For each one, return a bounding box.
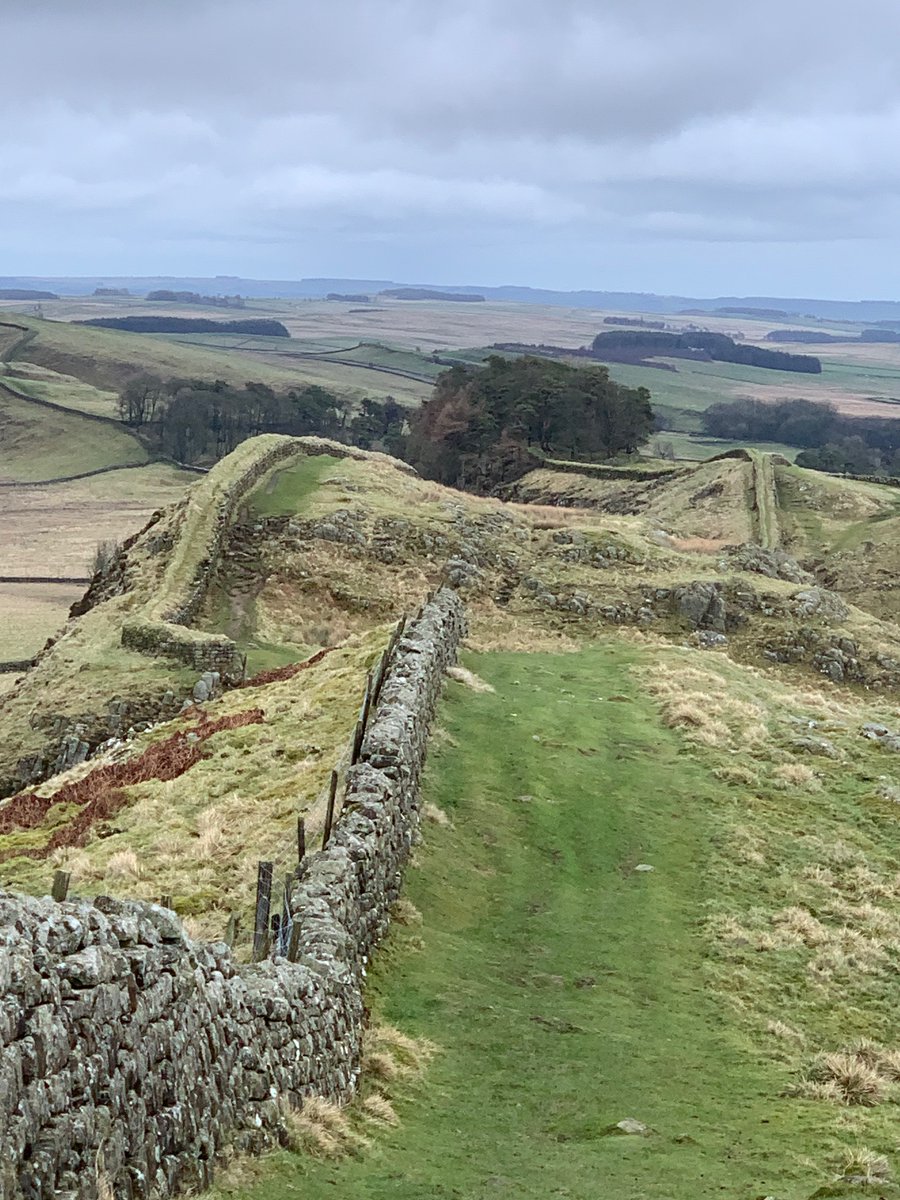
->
[118,374,164,426]
[407,355,655,490]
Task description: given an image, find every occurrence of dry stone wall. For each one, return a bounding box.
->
[0,588,464,1200]
[121,435,418,675]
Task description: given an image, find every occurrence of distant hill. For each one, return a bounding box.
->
[380,288,485,302]
[0,288,58,300]
[4,274,900,322]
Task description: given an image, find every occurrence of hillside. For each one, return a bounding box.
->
[7,439,900,1192]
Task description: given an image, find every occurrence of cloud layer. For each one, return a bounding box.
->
[4,0,900,294]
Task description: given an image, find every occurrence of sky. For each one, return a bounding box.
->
[5,0,900,298]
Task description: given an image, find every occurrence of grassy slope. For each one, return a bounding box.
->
[218,644,900,1200]
[0,385,149,481]
[6,316,432,406]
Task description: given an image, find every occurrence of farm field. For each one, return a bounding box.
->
[651,431,800,461]
[0,462,193,660]
[6,301,900,451]
[0,384,149,482]
[0,584,83,661]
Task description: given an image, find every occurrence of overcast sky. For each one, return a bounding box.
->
[5,0,900,297]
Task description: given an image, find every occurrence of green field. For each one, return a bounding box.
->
[0,385,148,482]
[214,644,900,1200]
[652,431,800,462]
[4,317,435,407]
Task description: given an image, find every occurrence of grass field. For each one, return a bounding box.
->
[600,357,900,430]
[0,463,193,660]
[0,384,149,482]
[0,361,120,418]
[0,463,192,574]
[211,643,900,1199]
[652,431,800,462]
[0,584,83,659]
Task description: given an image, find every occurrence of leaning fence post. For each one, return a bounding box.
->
[322,770,338,848]
[350,719,365,765]
[252,861,274,962]
[51,871,70,902]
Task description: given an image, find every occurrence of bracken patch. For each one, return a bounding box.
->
[0,707,264,862]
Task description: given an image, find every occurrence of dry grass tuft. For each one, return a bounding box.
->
[361,1093,400,1127]
[714,764,759,787]
[391,898,422,926]
[423,802,452,827]
[363,1051,406,1083]
[95,1168,114,1200]
[806,1051,886,1105]
[771,762,820,790]
[106,848,142,880]
[364,1023,437,1083]
[791,1079,845,1103]
[196,806,227,857]
[767,1019,805,1043]
[663,701,731,747]
[445,665,495,693]
[838,1147,892,1183]
[772,906,830,948]
[281,1096,369,1158]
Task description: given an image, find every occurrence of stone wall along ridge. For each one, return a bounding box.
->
[0,587,465,1200]
[120,435,419,675]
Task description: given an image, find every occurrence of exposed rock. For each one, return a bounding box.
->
[791,735,840,759]
[612,1118,649,1136]
[693,630,728,649]
[791,587,849,623]
[672,582,726,631]
[721,543,812,584]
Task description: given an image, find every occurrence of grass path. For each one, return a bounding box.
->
[750,449,781,548]
[211,644,852,1200]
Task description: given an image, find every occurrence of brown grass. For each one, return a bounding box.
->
[804,1052,886,1106]
[280,1096,369,1158]
[0,707,264,860]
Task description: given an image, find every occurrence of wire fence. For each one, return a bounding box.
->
[44,591,440,963]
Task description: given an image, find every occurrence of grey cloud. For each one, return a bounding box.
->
[4,0,900,292]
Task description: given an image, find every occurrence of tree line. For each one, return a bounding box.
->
[117,374,405,464]
[145,290,246,307]
[702,397,900,475]
[79,316,289,336]
[117,355,656,488]
[591,328,821,373]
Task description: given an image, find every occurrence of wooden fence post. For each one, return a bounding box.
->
[51,871,70,902]
[297,816,306,864]
[252,861,274,962]
[350,719,365,765]
[287,919,302,962]
[322,771,338,848]
[224,912,240,948]
[160,894,173,911]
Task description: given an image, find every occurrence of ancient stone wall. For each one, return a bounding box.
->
[0,588,465,1200]
[121,435,417,675]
